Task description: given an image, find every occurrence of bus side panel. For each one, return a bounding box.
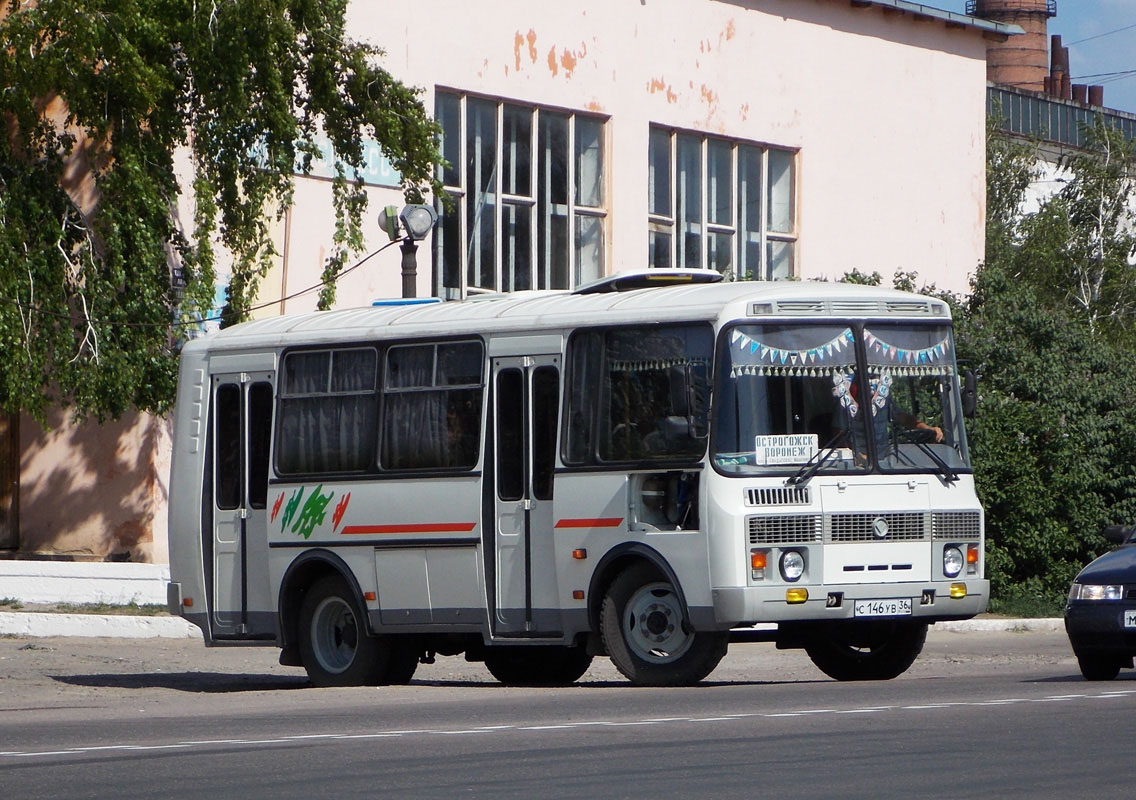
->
[554,472,720,635]
[167,345,213,640]
[266,475,488,633]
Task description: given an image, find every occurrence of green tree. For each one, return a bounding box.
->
[0,0,441,422]
[1011,117,1136,336]
[957,118,1136,609]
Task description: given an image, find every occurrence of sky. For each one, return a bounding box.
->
[939,0,1136,114]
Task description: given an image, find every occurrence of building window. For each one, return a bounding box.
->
[648,126,796,281]
[434,91,607,297]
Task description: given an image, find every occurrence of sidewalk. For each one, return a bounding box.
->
[0,559,1065,639]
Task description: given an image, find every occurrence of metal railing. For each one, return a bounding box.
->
[965,0,1056,16]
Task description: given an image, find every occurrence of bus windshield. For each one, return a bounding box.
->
[713,322,970,476]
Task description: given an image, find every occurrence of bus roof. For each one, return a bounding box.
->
[190,278,952,353]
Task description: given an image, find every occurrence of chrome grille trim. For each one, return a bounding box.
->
[827,512,928,543]
[746,486,812,507]
[932,511,982,540]
[747,514,823,545]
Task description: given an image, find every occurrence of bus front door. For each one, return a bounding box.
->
[210,372,275,640]
[492,355,562,637]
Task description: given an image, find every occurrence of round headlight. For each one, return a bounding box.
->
[943,546,964,578]
[780,551,805,582]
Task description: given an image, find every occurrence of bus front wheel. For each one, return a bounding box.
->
[298,574,385,687]
[804,620,927,681]
[600,563,727,686]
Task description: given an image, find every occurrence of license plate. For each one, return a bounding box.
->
[1124,611,1136,628]
[854,598,912,617]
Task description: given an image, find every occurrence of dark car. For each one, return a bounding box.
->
[1065,525,1136,680]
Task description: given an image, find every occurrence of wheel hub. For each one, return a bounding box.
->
[626,583,692,661]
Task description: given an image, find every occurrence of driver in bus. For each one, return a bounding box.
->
[838,372,943,454]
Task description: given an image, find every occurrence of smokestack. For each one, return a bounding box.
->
[972,0,1057,92]
[1071,84,1087,104]
[1088,85,1105,106]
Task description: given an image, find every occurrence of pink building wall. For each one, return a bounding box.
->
[11,0,998,562]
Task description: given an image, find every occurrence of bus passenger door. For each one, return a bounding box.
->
[492,355,562,637]
[210,372,275,640]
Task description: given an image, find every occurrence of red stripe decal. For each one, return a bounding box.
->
[341,522,477,535]
[554,517,624,529]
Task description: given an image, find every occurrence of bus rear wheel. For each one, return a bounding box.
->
[299,574,385,687]
[484,645,593,686]
[804,620,927,681]
[600,563,727,686]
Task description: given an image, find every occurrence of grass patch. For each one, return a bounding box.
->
[0,599,168,616]
[988,594,1065,618]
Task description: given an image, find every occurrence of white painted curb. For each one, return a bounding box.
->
[0,561,168,605]
[936,617,1065,633]
[0,612,201,639]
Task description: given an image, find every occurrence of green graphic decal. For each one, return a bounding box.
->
[291,484,334,540]
[281,488,304,532]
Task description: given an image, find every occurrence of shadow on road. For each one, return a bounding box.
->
[1027,672,1136,684]
[52,672,309,693]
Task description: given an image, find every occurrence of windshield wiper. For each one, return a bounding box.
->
[911,441,959,484]
[786,432,847,486]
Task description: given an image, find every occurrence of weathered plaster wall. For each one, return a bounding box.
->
[19,410,171,563]
[279,0,990,299]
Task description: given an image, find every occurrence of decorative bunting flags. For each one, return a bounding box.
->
[863,329,950,365]
[731,327,855,367]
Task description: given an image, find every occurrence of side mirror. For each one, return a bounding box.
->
[1103,524,1136,545]
[962,369,978,418]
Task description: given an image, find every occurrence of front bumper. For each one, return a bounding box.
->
[1064,602,1136,656]
[713,579,989,625]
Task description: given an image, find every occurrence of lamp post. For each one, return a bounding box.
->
[379,204,439,298]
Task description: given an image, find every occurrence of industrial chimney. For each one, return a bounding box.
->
[967,0,1056,92]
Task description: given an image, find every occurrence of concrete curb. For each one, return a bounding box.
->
[936,617,1065,633]
[0,612,201,639]
[0,561,168,606]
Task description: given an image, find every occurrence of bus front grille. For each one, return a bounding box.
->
[932,511,982,540]
[746,486,811,506]
[747,514,823,545]
[827,512,927,542]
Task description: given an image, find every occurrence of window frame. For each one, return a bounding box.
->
[434,89,609,298]
[562,322,714,467]
[648,125,797,281]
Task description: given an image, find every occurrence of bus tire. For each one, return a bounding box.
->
[600,563,727,686]
[299,574,384,687]
[381,642,421,685]
[804,620,927,681]
[484,645,593,686]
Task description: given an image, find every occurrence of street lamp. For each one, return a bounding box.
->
[379,203,439,298]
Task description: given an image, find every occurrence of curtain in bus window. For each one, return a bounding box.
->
[564,331,602,464]
[277,349,377,475]
[382,342,483,470]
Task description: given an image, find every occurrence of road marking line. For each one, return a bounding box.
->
[5,690,1136,761]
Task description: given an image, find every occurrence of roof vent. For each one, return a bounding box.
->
[573,269,723,295]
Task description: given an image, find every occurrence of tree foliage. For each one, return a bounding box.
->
[957,118,1136,606]
[0,0,441,422]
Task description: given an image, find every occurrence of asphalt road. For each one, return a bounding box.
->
[1,627,1130,799]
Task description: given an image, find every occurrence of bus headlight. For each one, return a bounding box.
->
[943,546,964,579]
[780,550,805,582]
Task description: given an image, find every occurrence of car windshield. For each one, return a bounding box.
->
[712,322,970,477]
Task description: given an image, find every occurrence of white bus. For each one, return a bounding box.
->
[167,271,986,687]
